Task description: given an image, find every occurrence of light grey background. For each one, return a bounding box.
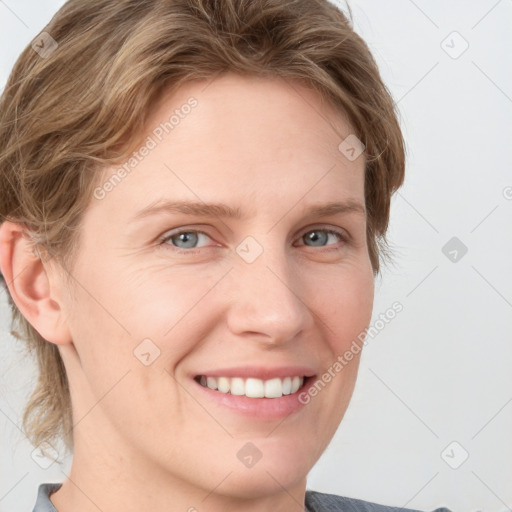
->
[1,1,511,511]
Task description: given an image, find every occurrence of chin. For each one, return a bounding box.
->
[221,464,308,500]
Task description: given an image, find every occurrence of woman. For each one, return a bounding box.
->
[0,0,451,511]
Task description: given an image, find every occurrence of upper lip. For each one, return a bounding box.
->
[193,366,317,380]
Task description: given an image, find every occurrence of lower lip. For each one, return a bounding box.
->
[193,377,316,420]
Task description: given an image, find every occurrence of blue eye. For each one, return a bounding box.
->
[300,229,346,248]
[162,230,212,250]
[159,227,348,253]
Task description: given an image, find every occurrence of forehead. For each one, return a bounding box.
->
[148,72,354,154]
[90,73,365,220]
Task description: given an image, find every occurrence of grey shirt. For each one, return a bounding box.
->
[32,482,452,512]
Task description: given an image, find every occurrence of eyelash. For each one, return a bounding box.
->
[158,227,349,254]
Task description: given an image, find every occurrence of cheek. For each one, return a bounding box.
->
[288,266,373,460]
[313,263,374,351]
[71,263,223,375]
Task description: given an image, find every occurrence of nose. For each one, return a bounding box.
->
[225,243,314,347]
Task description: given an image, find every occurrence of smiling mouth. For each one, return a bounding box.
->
[194,375,311,398]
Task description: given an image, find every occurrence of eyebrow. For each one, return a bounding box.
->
[130,199,366,222]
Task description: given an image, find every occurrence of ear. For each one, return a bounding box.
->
[0,221,72,346]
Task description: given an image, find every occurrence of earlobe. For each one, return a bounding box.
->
[0,221,72,346]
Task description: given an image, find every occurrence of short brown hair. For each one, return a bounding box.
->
[0,0,405,456]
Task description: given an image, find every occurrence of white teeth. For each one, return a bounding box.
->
[245,378,265,398]
[217,377,230,393]
[230,377,245,396]
[198,375,305,398]
[282,376,292,395]
[291,376,301,394]
[264,378,283,398]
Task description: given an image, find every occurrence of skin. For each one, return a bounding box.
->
[0,73,374,512]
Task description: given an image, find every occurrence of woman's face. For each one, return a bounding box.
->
[57,73,374,499]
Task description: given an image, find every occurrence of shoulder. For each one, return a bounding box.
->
[305,490,453,512]
[32,483,61,512]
